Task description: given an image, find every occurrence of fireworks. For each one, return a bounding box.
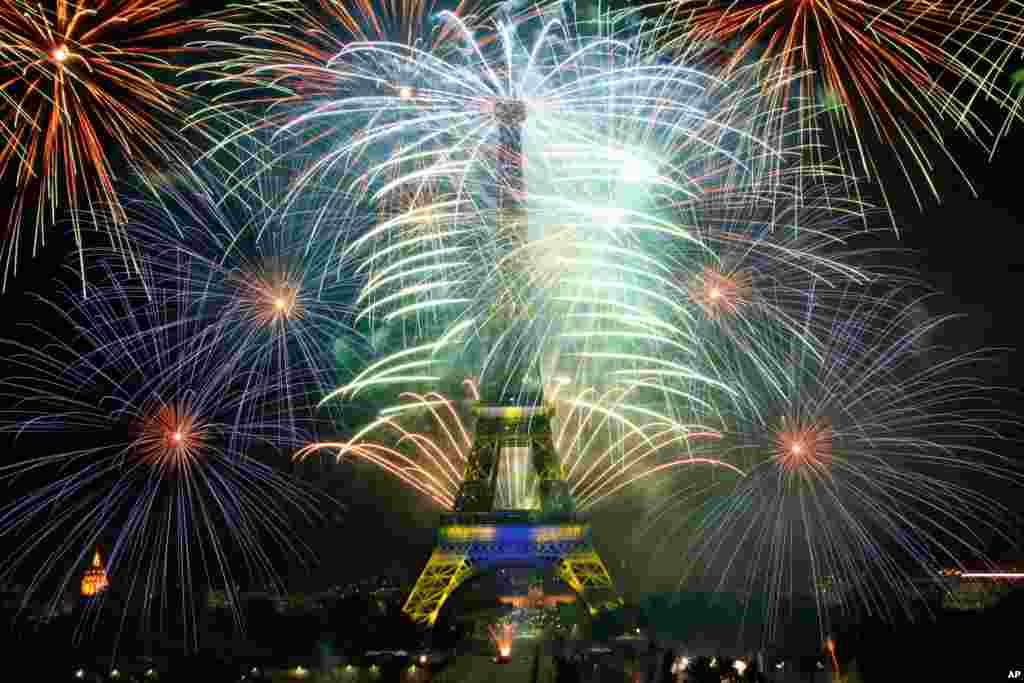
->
[284,7,821,411]
[688,266,753,322]
[0,0,198,290]
[772,416,833,480]
[0,259,327,648]
[0,0,1018,650]
[641,292,1021,634]
[266,5,1020,634]
[190,0,493,177]
[199,0,804,215]
[98,142,368,435]
[298,378,740,512]
[138,403,208,470]
[653,0,1024,206]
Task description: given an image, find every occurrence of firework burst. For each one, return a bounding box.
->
[0,255,328,649]
[688,265,754,322]
[651,0,1024,206]
[294,5,823,412]
[190,0,494,172]
[640,290,1022,636]
[772,415,833,481]
[195,0,806,217]
[298,378,740,512]
[0,0,199,290]
[97,143,368,436]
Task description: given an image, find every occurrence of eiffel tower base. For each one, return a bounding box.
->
[402,511,623,626]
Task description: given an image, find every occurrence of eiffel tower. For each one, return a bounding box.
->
[402,99,622,626]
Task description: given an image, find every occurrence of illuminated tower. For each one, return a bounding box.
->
[80,547,109,598]
[402,98,621,627]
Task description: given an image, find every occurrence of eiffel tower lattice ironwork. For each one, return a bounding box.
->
[402,98,622,626]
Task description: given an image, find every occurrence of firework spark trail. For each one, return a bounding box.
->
[319,172,894,488]
[298,379,737,512]
[290,13,796,206]
[610,177,910,427]
[0,257,328,649]
[0,0,202,292]
[45,0,1015,642]
[639,291,1022,637]
[87,138,369,438]
[186,0,494,186]
[198,3,841,421]
[490,619,514,658]
[648,0,1024,207]
[196,1,804,236]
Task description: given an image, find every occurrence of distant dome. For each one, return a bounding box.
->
[81,548,109,597]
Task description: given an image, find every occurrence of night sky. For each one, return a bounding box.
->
[0,0,1022,627]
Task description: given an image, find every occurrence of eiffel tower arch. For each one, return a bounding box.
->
[401,404,623,626]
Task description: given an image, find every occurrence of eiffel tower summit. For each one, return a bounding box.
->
[402,98,623,627]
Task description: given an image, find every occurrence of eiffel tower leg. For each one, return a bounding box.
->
[402,550,475,626]
[556,547,623,615]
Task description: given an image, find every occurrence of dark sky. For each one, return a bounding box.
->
[1,4,1023,611]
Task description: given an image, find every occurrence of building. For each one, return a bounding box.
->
[938,565,1024,611]
[498,582,576,609]
[80,547,109,597]
[815,575,847,608]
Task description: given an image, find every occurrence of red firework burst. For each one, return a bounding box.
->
[138,403,208,470]
[688,265,754,321]
[773,415,833,479]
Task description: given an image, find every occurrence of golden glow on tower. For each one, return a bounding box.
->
[81,547,109,597]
